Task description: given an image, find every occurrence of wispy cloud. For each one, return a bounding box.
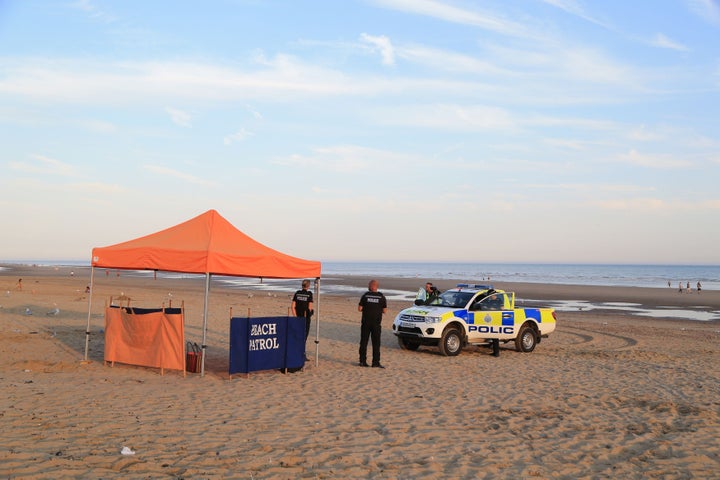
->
[368,0,529,37]
[527,182,657,194]
[245,105,263,119]
[649,33,689,51]
[373,103,516,130]
[0,47,664,112]
[540,0,610,29]
[166,107,192,127]
[143,164,217,186]
[65,181,126,194]
[685,0,720,26]
[273,145,415,173]
[223,128,254,145]
[69,0,118,23]
[0,57,371,104]
[396,44,510,76]
[618,149,693,169]
[593,197,668,211]
[360,33,396,65]
[9,154,79,177]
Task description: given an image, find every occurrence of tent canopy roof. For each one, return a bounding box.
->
[91,209,321,279]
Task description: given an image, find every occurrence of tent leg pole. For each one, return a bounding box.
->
[200,273,211,377]
[314,277,320,367]
[83,266,95,362]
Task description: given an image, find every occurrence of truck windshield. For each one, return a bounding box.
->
[438,291,475,308]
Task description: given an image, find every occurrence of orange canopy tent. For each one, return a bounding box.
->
[85,209,322,375]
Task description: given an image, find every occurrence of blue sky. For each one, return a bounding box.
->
[1,0,719,264]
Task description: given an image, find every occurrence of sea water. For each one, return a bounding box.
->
[3,260,719,289]
[322,262,720,290]
[4,260,719,320]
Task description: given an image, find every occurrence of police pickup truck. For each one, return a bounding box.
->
[392,284,556,356]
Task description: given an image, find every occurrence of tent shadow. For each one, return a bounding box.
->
[43,323,106,362]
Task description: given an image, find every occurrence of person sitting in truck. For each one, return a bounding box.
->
[485,293,504,310]
[414,282,442,305]
[471,290,503,311]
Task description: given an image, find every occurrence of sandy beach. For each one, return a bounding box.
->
[1,265,719,479]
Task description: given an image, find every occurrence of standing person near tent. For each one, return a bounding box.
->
[291,279,314,358]
[358,279,387,368]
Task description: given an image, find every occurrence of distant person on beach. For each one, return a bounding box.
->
[291,279,314,348]
[415,282,441,305]
[697,281,702,293]
[668,281,671,288]
[358,279,387,368]
[15,278,22,291]
[678,282,683,293]
[687,281,691,293]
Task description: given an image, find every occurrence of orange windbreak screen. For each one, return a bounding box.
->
[104,307,185,372]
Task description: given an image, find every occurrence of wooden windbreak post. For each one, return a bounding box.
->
[182,300,186,378]
[228,307,233,380]
[246,308,251,378]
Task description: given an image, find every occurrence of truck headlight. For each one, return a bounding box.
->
[426,316,440,324]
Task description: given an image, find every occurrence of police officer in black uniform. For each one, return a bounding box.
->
[291,280,314,358]
[358,279,387,368]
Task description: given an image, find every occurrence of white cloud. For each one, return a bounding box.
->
[626,125,662,142]
[542,138,591,150]
[79,118,118,133]
[273,145,415,173]
[699,199,720,208]
[142,164,217,186]
[373,103,516,130]
[686,0,720,26]
[65,181,127,194]
[369,0,529,37]
[0,47,661,112]
[650,33,689,51]
[396,44,510,76]
[166,107,192,127]
[223,128,254,145]
[540,0,610,29]
[69,0,118,23]
[527,182,657,194]
[9,154,78,177]
[618,149,693,169]
[245,105,263,119]
[360,33,396,65]
[0,57,361,105]
[593,197,668,211]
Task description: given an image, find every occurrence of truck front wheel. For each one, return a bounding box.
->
[398,337,421,351]
[515,323,538,352]
[439,328,463,356]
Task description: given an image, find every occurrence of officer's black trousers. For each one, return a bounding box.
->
[359,318,381,365]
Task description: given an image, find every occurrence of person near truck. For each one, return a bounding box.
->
[415,282,441,305]
[291,279,314,359]
[358,279,387,368]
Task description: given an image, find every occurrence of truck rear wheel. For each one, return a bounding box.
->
[515,323,538,352]
[439,328,462,356]
[398,337,421,351]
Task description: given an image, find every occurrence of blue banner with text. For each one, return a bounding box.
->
[229,316,305,374]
